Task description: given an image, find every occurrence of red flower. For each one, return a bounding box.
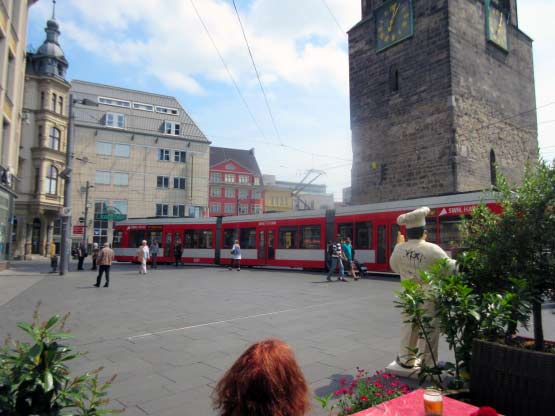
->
[386,390,395,395]
[471,406,498,416]
[373,382,384,388]
[340,378,347,386]
[361,396,368,401]
[400,387,410,394]
[382,373,391,379]
[345,407,352,413]
[375,392,382,397]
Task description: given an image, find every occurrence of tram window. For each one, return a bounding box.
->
[240,228,256,249]
[355,221,373,249]
[129,230,145,247]
[146,230,162,246]
[390,224,400,253]
[278,226,298,249]
[300,225,321,249]
[113,230,123,248]
[199,230,213,248]
[223,229,237,248]
[425,218,437,243]
[440,216,462,248]
[338,223,353,241]
[165,233,171,250]
[184,230,197,248]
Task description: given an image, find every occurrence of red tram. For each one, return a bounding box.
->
[113,191,499,272]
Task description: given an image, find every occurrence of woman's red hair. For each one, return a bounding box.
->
[213,338,310,416]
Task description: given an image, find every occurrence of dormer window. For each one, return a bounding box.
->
[105,112,125,129]
[164,121,181,136]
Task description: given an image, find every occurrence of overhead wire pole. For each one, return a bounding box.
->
[231,0,283,146]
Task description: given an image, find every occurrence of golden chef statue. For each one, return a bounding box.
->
[389,207,456,369]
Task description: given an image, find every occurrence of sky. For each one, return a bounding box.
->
[26,0,555,201]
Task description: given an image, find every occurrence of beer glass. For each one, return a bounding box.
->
[423,388,443,416]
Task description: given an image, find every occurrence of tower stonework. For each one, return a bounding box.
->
[349,0,538,204]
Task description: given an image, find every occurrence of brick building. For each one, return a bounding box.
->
[209,147,264,216]
[349,0,538,204]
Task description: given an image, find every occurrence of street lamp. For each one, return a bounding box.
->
[81,181,94,245]
[59,94,98,276]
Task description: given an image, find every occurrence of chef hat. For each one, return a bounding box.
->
[397,207,430,229]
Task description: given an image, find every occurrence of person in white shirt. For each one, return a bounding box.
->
[137,240,150,275]
[390,207,456,368]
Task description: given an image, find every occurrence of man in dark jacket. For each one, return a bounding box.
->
[174,239,183,267]
[77,240,88,271]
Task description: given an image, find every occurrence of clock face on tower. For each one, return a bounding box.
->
[375,0,413,52]
[486,3,508,51]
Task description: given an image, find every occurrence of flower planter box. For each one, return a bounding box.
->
[471,338,555,416]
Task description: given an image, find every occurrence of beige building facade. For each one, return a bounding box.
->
[14,9,70,259]
[0,0,37,266]
[263,174,334,213]
[70,80,210,246]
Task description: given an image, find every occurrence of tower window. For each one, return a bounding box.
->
[49,127,60,151]
[490,149,497,187]
[389,65,399,93]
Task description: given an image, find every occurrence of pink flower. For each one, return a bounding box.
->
[340,378,347,386]
[357,368,365,373]
[400,387,410,394]
[375,392,382,397]
[382,373,391,379]
[386,389,395,395]
[345,407,352,413]
[373,382,384,389]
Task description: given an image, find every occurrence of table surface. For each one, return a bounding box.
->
[353,389,480,416]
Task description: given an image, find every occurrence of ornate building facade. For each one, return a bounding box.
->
[14,9,69,259]
[0,0,37,267]
[349,0,538,204]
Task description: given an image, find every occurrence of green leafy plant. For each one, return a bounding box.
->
[317,369,410,416]
[0,304,122,415]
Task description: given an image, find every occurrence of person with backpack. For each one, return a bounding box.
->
[326,234,347,282]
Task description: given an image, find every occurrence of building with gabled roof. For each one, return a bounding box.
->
[208,147,264,217]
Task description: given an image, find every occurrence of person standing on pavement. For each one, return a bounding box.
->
[150,239,159,269]
[94,242,114,287]
[342,237,357,279]
[326,234,347,282]
[228,240,241,271]
[91,242,99,271]
[137,240,150,275]
[174,238,183,267]
[77,240,88,271]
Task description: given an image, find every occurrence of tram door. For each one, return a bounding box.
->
[375,221,390,271]
[257,228,276,264]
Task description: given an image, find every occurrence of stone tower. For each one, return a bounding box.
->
[14,1,70,259]
[349,0,538,204]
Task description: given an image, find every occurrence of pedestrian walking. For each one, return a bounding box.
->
[150,239,159,269]
[137,240,150,274]
[77,240,88,271]
[342,237,358,280]
[326,234,347,281]
[91,242,99,271]
[94,242,114,287]
[174,238,183,267]
[228,240,241,271]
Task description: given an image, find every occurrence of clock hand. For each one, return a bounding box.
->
[388,4,400,32]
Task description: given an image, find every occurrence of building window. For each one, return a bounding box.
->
[210,187,221,197]
[156,106,179,115]
[157,176,169,188]
[105,112,125,128]
[174,150,186,163]
[156,204,169,217]
[252,190,261,199]
[211,203,220,213]
[114,143,130,158]
[490,149,497,187]
[58,96,63,115]
[224,188,235,198]
[93,201,109,245]
[253,177,260,185]
[238,204,249,214]
[163,121,181,135]
[224,203,235,214]
[113,172,129,186]
[34,168,39,194]
[252,204,262,214]
[173,204,185,217]
[211,172,221,183]
[44,165,58,195]
[49,127,60,150]
[224,174,235,183]
[158,148,170,161]
[133,102,154,111]
[51,93,57,112]
[238,189,248,199]
[389,65,400,93]
[173,177,186,189]
[96,141,112,156]
[98,96,131,108]
[238,175,249,184]
[95,170,111,184]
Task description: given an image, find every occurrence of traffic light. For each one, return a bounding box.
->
[79,217,85,224]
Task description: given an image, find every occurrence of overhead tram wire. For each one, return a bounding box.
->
[189,0,268,142]
[320,0,346,35]
[231,0,283,146]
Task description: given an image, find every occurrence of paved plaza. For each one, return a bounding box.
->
[1,260,554,416]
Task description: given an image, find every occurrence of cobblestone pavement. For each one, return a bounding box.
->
[0,261,553,415]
